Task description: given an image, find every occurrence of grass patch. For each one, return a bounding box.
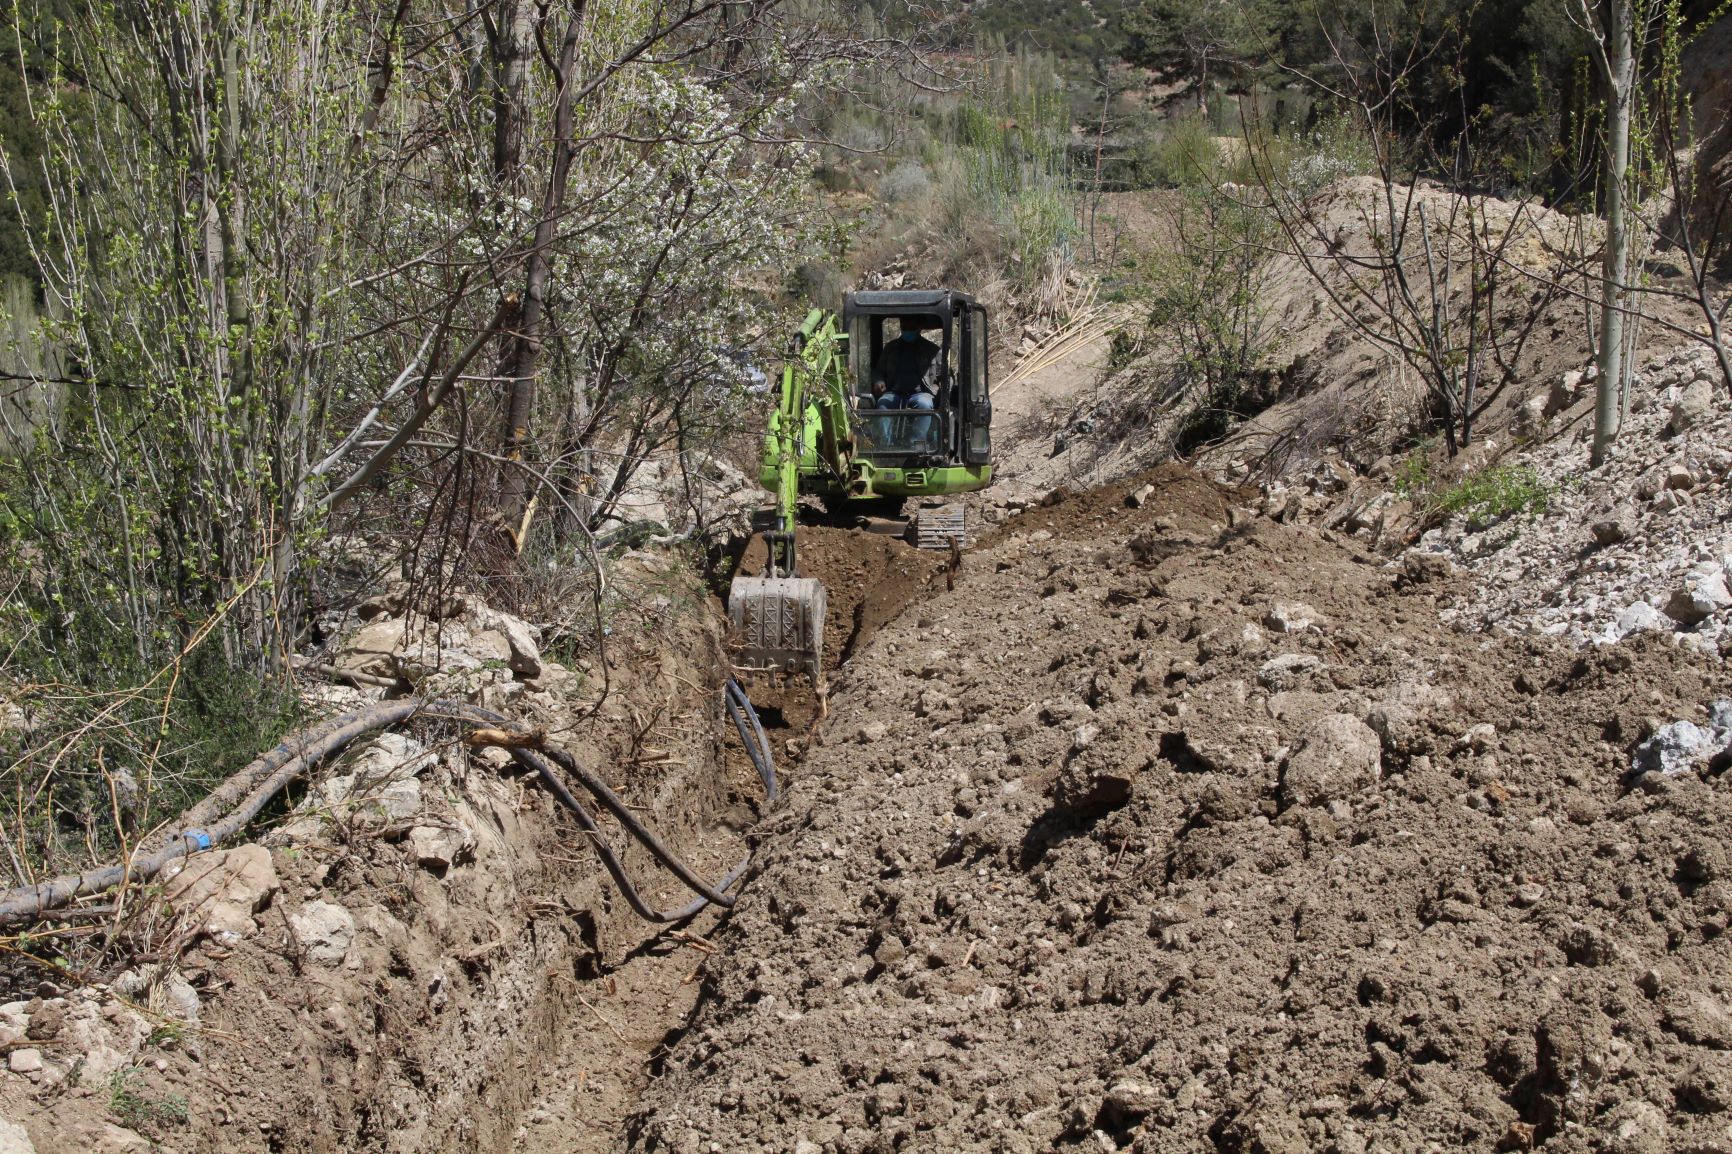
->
[1431,465,1553,523]
[108,1068,189,1130]
[1393,449,1552,527]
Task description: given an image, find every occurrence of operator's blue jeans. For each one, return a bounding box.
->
[872,391,935,449]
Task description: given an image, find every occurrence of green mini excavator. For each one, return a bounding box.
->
[728,289,994,684]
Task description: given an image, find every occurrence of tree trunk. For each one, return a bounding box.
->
[496,7,586,549]
[1592,0,1634,467]
[491,0,535,191]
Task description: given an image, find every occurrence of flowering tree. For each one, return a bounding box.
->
[0,0,863,879]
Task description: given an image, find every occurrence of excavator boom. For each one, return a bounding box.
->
[727,310,848,684]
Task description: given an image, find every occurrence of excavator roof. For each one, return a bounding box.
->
[844,289,975,315]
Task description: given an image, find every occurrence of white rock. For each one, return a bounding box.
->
[1613,602,1672,640]
[7,1049,41,1074]
[497,613,543,678]
[1631,721,1722,777]
[1664,570,1732,625]
[162,843,278,938]
[1263,601,1322,634]
[290,901,356,965]
[1669,378,1714,434]
[0,1116,36,1154]
[407,825,472,873]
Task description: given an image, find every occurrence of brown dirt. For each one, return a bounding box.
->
[628,464,1732,1154]
[735,524,950,679]
[0,570,761,1154]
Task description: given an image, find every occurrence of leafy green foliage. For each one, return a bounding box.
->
[965,0,1141,61]
[1431,464,1553,523]
[1138,175,1283,450]
[1391,448,1553,525]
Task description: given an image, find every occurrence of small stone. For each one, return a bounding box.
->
[1264,601,1322,634]
[1099,1081,1161,1128]
[163,843,279,939]
[407,825,472,873]
[1664,570,1732,625]
[8,1048,41,1073]
[1589,512,1632,546]
[1125,483,1156,509]
[1400,551,1454,583]
[0,1116,36,1153]
[22,1001,62,1041]
[1259,653,1322,690]
[289,901,356,965]
[1513,883,1546,907]
[1665,463,1698,491]
[857,721,888,744]
[1072,724,1100,751]
[1454,723,1497,753]
[1604,1098,1668,1154]
[1662,984,1732,1046]
[1631,720,1721,777]
[1612,602,1671,640]
[496,613,543,678]
[1282,713,1382,808]
[1669,378,1714,434]
[1545,370,1584,416]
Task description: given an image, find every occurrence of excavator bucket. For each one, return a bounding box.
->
[728,574,826,682]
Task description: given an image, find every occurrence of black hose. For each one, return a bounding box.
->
[467,679,779,924]
[727,679,778,804]
[0,683,779,928]
[0,702,427,924]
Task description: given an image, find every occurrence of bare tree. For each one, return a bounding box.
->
[1577,0,1638,465]
[1244,5,1566,456]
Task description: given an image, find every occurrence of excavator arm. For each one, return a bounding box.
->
[761,309,851,577]
[728,309,850,685]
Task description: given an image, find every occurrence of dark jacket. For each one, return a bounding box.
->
[874,336,940,397]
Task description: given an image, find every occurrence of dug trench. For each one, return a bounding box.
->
[9,464,1732,1154]
[0,524,955,1154]
[0,580,785,1154]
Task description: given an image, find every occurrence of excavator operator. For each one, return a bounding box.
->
[870,315,941,449]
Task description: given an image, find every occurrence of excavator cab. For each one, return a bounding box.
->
[844,290,992,467]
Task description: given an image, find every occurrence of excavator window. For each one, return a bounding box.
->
[847,313,953,456]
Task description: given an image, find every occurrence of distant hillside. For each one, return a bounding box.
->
[964,0,1137,62]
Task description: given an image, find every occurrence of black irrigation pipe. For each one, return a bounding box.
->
[0,682,778,928]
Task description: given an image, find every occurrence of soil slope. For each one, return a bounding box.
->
[627,465,1732,1154]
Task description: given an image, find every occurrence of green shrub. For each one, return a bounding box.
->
[1431,465,1553,524]
[1130,115,1221,189]
[1136,179,1282,450]
[1391,446,1434,500]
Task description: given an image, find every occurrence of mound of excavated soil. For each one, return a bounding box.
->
[631,466,1732,1154]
